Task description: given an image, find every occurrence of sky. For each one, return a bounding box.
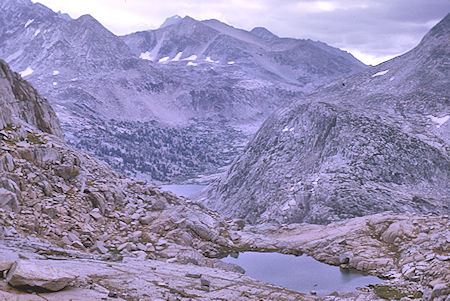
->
[31,0,450,65]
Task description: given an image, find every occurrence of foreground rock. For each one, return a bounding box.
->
[0,242,317,301]
[0,250,17,272]
[6,260,75,291]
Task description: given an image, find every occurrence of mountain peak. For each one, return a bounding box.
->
[57,10,72,21]
[250,27,278,40]
[159,15,183,28]
[76,14,96,22]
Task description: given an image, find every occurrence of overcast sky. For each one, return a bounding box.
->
[31,0,449,65]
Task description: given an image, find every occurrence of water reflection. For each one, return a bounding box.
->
[222,252,384,295]
[160,184,206,198]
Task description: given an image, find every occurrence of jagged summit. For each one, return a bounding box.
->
[76,14,97,22]
[250,26,278,40]
[57,10,72,21]
[159,15,183,28]
[201,14,450,225]
[123,15,365,84]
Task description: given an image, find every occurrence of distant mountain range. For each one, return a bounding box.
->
[0,0,366,182]
[202,14,450,224]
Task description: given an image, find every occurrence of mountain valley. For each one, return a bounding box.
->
[0,0,365,182]
[0,1,448,300]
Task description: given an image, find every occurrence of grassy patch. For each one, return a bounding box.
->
[1,124,16,131]
[27,131,44,144]
[374,285,423,300]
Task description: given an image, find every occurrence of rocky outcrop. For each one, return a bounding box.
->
[0,250,17,272]
[0,60,62,137]
[0,188,19,212]
[0,124,240,261]
[202,14,450,224]
[6,260,75,291]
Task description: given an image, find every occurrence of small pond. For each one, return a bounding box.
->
[222,252,384,296]
[160,184,206,198]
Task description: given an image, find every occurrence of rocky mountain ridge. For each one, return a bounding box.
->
[202,14,450,225]
[0,0,366,182]
[122,15,365,88]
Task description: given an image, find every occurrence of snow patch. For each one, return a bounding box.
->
[183,55,197,61]
[281,200,296,211]
[312,176,320,186]
[25,19,34,28]
[34,29,41,36]
[19,67,34,77]
[289,127,294,132]
[186,62,198,67]
[237,79,267,89]
[205,56,219,63]
[429,115,449,128]
[158,56,170,63]
[282,127,289,132]
[389,77,395,81]
[53,82,58,86]
[227,61,235,65]
[53,70,60,76]
[139,51,153,61]
[16,141,31,148]
[172,52,183,62]
[372,70,389,77]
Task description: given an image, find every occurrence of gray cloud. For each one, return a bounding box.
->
[32,0,449,65]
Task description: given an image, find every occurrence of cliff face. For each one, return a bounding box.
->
[202,14,450,225]
[0,59,62,137]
